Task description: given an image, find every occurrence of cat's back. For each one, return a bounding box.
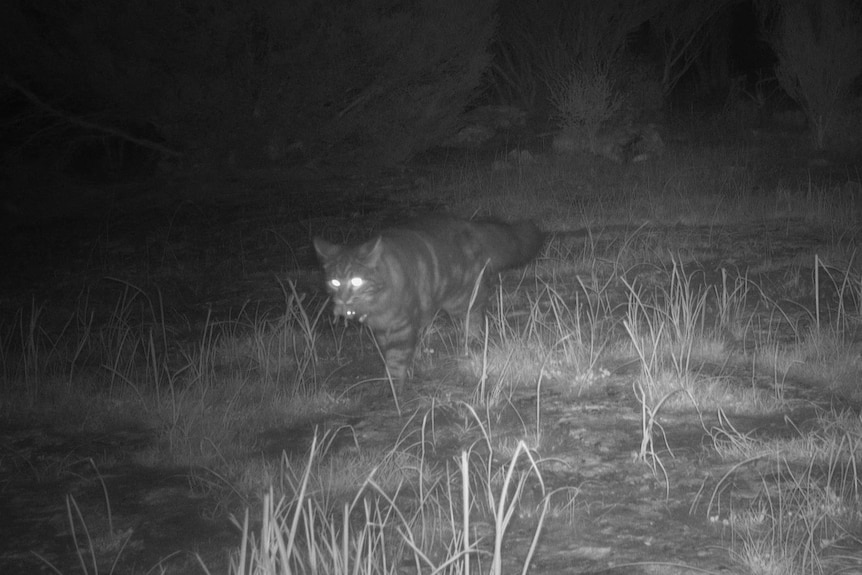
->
[379,215,542,272]
[383,214,466,237]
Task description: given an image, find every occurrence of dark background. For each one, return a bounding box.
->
[0,0,858,190]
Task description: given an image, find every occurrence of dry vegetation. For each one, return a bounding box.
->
[2,128,862,574]
[2,1,862,574]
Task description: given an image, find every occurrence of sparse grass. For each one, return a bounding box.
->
[442,142,860,232]
[464,273,614,409]
[226,427,547,575]
[706,408,862,575]
[0,279,351,472]
[35,465,138,575]
[710,408,862,466]
[3,133,862,574]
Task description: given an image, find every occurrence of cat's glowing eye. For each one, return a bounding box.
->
[349,277,364,288]
[329,279,341,288]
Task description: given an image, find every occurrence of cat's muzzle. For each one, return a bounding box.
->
[333,302,367,323]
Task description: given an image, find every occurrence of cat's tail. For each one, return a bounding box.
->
[479,219,544,272]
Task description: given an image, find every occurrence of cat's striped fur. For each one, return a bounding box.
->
[313,215,543,386]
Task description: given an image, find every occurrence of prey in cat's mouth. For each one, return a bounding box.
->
[333,302,367,322]
[340,307,367,322]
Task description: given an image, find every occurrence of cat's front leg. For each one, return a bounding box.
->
[373,325,417,389]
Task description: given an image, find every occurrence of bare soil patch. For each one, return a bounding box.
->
[1,162,860,574]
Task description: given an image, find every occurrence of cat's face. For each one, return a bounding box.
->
[313,236,384,322]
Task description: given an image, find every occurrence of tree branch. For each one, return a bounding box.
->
[2,76,182,158]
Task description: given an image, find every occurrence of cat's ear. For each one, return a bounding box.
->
[360,236,383,266]
[313,237,340,260]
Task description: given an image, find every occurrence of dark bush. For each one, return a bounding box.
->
[0,0,496,173]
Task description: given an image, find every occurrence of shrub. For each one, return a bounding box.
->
[648,1,734,98]
[319,0,496,165]
[0,0,496,172]
[611,53,665,122]
[545,61,623,146]
[490,0,651,110]
[763,0,862,149]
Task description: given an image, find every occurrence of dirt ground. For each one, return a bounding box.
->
[1,161,860,574]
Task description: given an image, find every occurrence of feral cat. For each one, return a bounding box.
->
[313,215,543,386]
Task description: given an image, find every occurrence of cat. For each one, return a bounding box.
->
[313,215,543,387]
